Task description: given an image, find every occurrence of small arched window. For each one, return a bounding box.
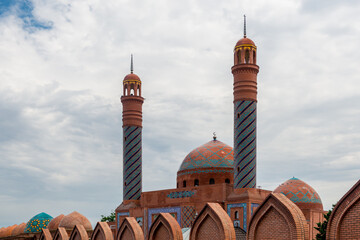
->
[183,180,186,188]
[194,179,199,186]
[245,49,250,63]
[253,51,256,64]
[235,211,239,219]
[209,178,215,185]
[225,178,230,184]
[237,50,242,64]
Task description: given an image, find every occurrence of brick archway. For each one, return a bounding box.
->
[40,229,53,240]
[148,213,183,240]
[69,225,89,240]
[190,202,236,240]
[91,222,113,240]
[53,227,69,240]
[117,217,144,240]
[248,193,309,240]
[327,179,360,240]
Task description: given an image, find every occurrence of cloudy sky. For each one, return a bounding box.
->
[0,0,359,227]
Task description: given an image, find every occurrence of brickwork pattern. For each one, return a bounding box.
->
[196,215,221,240]
[152,225,170,240]
[327,179,360,240]
[248,193,309,240]
[338,199,360,239]
[234,100,256,188]
[123,126,142,200]
[181,206,195,228]
[190,203,236,240]
[117,217,144,240]
[119,228,132,240]
[255,207,290,239]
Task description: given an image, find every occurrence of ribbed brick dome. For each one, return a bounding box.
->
[47,214,65,231]
[58,211,92,231]
[273,177,323,211]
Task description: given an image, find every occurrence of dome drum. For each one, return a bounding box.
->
[177,167,233,188]
[177,139,234,188]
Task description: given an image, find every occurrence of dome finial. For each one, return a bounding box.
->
[213,132,217,141]
[243,15,247,38]
[130,54,134,74]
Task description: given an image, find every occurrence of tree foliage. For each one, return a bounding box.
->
[101,211,116,222]
[314,205,335,240]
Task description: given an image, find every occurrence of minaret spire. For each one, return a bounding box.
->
[243,15,247,38]
[130,54,134,74]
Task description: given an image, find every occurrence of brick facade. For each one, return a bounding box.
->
[327,179,360,240]
[248,193,309,240]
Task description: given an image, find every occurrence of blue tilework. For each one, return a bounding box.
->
[182,206,195,228]
[251,203,259,215]
[148,207,181,231]
[234,100,256,188]
[167,191,195,198]
[178,140,234,171]
[227,203,247,231]
[117,212,130,228]
[123,126,142,200]
[25,212,53,233]
[178,169,233,176]
[281,191,322,204]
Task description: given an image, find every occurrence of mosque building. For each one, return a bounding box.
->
[0,19,359,240]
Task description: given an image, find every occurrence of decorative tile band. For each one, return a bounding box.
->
[251,203,259,215]
[117,212,130,228]
[148,207,181,231]
[227,203,247,231]
[281,191,322,204]
[178,169,233,176]
[182,206,196,228]
[123,126,142,200]
[234,100,256,189]
[167,191,195,198]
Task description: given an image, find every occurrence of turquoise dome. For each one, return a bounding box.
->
[178,140,234,172]
[24,212,53,233]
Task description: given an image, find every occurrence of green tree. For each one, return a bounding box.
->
[314,205,335,240]
[100,211,115,222]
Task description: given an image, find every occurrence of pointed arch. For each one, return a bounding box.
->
[91,222,113,240]
[53,227,69,240]
[117,217,144,240]
[148,213,183,240]
[69,225,89,240]
[327,179,360,240]
[248,193,309,240]
[190,202,236,240]
[40,229,53,240]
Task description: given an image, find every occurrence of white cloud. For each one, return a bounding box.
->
[0,0,359,226]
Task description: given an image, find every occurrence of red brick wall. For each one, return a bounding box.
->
[195,215,221,240]
[119,228,133,240]
[152,225,170,240]
[254,207,291,240]
[327,180,360,240]
[338,199,360,239]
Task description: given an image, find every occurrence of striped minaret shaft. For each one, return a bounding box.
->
[121,56,144,201]
[123,126,142,200]
[232,29,259,189]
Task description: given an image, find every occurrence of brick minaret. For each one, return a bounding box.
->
[121,55,144,201]
[232,16,259,189]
